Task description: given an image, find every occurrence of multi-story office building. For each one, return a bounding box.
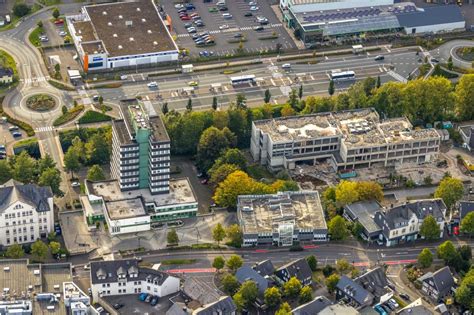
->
[111,99,171,194]
[250,108,441,171]
[0,180,54,247]
[237,191,327,247]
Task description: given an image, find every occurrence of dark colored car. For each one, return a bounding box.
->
[244,12,253,17]
[150,296,159,306]
[374,55,385,61]
[399,293,410,301]
[254,26,264,31]
[219,6,228,11]
[113,303,124,310]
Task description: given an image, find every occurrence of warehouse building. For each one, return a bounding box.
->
[237,191,327,247]
[67,0,179,72]
[281,0,465,45]
[250,108,440,171]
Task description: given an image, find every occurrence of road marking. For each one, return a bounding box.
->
[310,75,315,80]
[385,46,392,53]
[167,268,216,274]
[387,70,407,83]
[287,77,293,84]
[270,78,276,86]
[35,126,54,132]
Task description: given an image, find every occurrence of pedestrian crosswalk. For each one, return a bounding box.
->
[21,76,49,84]
[176,23,284,38]
[35,126,54,133]
[387,70,407,83]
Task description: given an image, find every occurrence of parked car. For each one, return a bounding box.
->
[12,132,21,138]
[180,15,191,20]
[234,33,243,38]
[201,178,208,184]
[195,20,205,27]
[219,24,229,30]
[53,18,64,25]
[175,3,184,9]
[254,25,264,31]
[185,3,195,10]
[219,6,228,11]
[8,126,19,131]
[209,7,218,13]
[71,181,80,188]
[184,22,193,28]
[399,293,410,301]
[190,12,199,18]
[250,6,259,11]
[145,294,152,303]
[138,293,148,301]
[222,13,232,19]
[150,296,159,306]
[113,303,124,310]
[177,8,187,13]
[249,1,257,5]
[59,31,67,36]
[40,36,49,42]
[388,299,399,308]
[187,27,197,33]
[96,306,104,313]
[244,12,253,17]
[374,305,387,315]
[431,58,439,63]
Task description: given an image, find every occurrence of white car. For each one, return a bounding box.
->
[388,299,399,308]
[84,264,90,270]
[219,24,229,30]
[249,1,257,5]
[250,6,259,11]
[147,82,158,88]
[174,3,183,9]
[71,182,80,187]
[59,31,67,36]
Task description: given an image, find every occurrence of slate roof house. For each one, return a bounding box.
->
[335,275,374,309]
[192,296,237,315]
[253,259,275,277]
[235,266,269,294]
[292,296,332,315]
[417,266,456,302]
[354,267,392,300]
[275,258,312,286]
[343,200,383,242]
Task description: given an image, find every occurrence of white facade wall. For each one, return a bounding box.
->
[91,275,180,301]
[0,200,54,246]
[282,0,394,13]
[104,211,150,236]
[403,21,466,34]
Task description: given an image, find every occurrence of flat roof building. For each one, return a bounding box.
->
[237,191,327,247]
[250,108,440,171]
[67,0,179,72]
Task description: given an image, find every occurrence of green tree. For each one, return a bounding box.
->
[209,163,240,184]
[61,105,68,114]
[212,96,218,110]
[299,84,303,99]
[13,3,30,17]
[226,224,243,247]
[454,74,474,121]
[222,273,240,295]
[460,212,474,236]
[281,104,296,117]
[417,248,433,268]
[226,254,243,272]
[196,127,235,171]
[328,215,349,240]
[212,256,225,271]
[0,160,12,184]
[31,240,48,261]
[434,177,464,209]
[447,56,453,70]
[52,7,60,19]
[63,147,80,178]
[167,228,179,246]
[264,287,281,308]
[38,167,63,197]
[213,148,247,171]
[237,281,258,308]
[288,88,299,110]
[12,151,36,183]
[306,255,317,272]
[38,154,56,175]
[37,20,43,28]
[419,215,441,240]
[376,75,381,88]
[161,102,169,114]
[264,89,271,103]
[328,79,335,96]
[356,181,384,202]
[87,164,105,181]
[336,258,351,274]
[326,273,340,294]
[299,286,313,304]
[186,98,192,111]
[276,302,292,315]
[6,243,25,258]
[49,241,61,255]
[85,133,110,165]
[455,269,474,311]
[233,292,245,312]
[283,276,302,298]
[212,223,226,245]
[437,240,457,264]
[458,244,472,261]
[235,93,247,108]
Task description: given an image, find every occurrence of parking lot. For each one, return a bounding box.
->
[0,122,25,155]
[102,293,173,315]
[162,0,296,56]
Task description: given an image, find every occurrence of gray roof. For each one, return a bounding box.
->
[292,296,332,315]
[0,68,13,77]
[194,296,237,315]
[355,267,389,298]
[253,260,274,277]
[336,275,374,306]
[276,258,312,283]
[183,277,223,306]
[90,259,170,285]
[344,201,383,235]
[0,180,53,213]
[417,266,455,298]
[406,199,446,220]
[398,305,433,315]
[459,201,474,220]
[235,266,268,294]
[396,5,464,28]
[166,303,188,315]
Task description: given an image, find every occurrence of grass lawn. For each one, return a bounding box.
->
[78,110,112,124]
[38,0,61,6]
[0,50,18,75]
[29,26,43,47]
[13,137,38,148]
[161,259,197,265]
[432,66,459,79]
[53,105,84,126]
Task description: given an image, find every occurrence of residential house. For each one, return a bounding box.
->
[0,68,13,84]
[319,304,360,315]
[0,180,54,247]
[192,296,237,315]
[235,266,269,294]
[90,259,180,301]
[459,125,474,152]
[417,266,455,302]
[275,258,312,286]
[292,296,332,315]
[448,201,474,235]
[397,298,433,315]
[182,278,225,308]
[343,200,383,243]
[335,275,374,309]
[373,199,446,247]
[253,259,274,277]
[355,267,392,301]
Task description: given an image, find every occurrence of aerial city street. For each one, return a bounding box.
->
[0,0,473,314]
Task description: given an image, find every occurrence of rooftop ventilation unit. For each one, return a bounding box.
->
[137,7,141,11]
[108,22,112,26]
[118,15,123,19]
[113,34,118,37]
[147,30,152,34]
[34,270,40,275]
[125,20,133,26]
[129,37,134,41]
[142,18,146,22]
[3,267,9,271]
[102,11,107,15]
[153,41,157,45]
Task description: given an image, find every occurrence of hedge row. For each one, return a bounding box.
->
[53,105,84,127]
[0,103,35,136]
[78,110,112,124]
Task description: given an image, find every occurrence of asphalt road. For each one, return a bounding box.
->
[431,39,474,69]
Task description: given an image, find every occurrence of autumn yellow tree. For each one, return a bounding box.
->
[335,180,359,207]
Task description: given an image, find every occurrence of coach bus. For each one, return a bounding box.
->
[230,74,256,85]
[330,70,355,81]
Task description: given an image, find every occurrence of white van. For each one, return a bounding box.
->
[282,63,291,69]
[216,0,226,6]
[222,13,232,19]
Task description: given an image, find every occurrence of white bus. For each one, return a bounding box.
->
[230,74,256,85]
[330,70,355,81]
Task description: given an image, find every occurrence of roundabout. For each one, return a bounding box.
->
[25,93,57,112]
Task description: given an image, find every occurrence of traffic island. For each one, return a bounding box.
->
[26,94,57,112]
